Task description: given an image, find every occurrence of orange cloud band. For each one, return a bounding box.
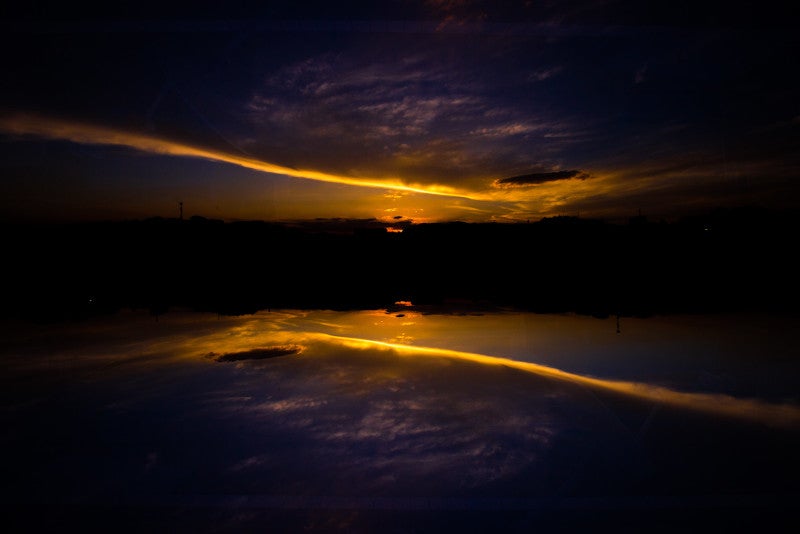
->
[0,113,477,199]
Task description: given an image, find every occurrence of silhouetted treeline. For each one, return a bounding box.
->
[3,206,798,322]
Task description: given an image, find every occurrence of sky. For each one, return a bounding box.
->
[1,1,798,224]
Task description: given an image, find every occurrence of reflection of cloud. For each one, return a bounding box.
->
[193,328,560,490]
[312,391,554,489]
[355,400,442,439]
[9,309,798,505]
[322,334,800,430]
[213,345,303,362]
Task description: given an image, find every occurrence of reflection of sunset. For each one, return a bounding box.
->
[149,310,800,430]
[320,334,800,430]
[4,307,799,531]
[7,308,799,449]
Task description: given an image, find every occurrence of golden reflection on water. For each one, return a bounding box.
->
[159,310,800,430]
[7,309,795,429]
[3,310,799,529]
[322,334,800,430]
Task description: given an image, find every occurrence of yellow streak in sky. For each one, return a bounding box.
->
[0,114,478,200]
[323,333,800,429]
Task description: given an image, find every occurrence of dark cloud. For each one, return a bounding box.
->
[494,170,590,187]
[212,345,302,362]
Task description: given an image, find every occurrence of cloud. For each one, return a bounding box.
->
[248,54,483,142]
[528,66,564,82]
[0,113,473,199]
[494,170,590,187]
[470,122,541,138]
[212,345,303,362]
[241,48,591,194]
[321,333,800,430]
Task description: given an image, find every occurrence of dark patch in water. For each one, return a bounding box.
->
[212,345,302,362]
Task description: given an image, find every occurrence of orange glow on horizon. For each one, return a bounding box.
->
[0,113,753,223]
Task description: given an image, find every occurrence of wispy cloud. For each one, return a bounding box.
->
[470,122,542,138]
[0,113,475,199]
[243,50,589,190]
[528,66,564,82]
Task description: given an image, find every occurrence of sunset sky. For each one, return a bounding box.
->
[1,1,798,223]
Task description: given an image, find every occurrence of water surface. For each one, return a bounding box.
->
[2,309,798,532]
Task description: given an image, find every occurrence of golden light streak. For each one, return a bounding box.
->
[0,114,478,200]
[1,113,766,223]
[321,333,800,429]
[57,309,799,430]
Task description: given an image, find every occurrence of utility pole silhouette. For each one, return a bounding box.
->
[178,201,183,221]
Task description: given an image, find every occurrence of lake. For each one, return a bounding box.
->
[2,308,799,532]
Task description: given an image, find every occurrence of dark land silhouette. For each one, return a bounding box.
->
[3,205,799,322]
